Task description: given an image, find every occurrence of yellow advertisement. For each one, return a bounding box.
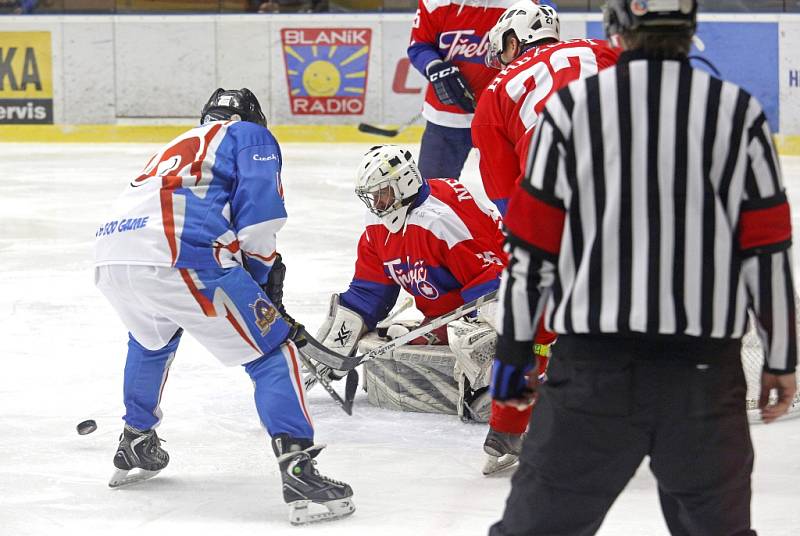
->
[0,31,53,124]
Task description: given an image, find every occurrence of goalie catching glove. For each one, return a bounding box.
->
[426,60,476,113]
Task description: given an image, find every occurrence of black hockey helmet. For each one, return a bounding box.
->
[200,88,267,128]
[603,0,697,38]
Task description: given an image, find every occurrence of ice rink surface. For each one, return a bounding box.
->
[1,142,799,536]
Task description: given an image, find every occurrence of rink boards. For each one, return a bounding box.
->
[0,13,799,153]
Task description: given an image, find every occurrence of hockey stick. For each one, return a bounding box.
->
[295,348,354,415]
[303,296,414,393]
[357,112,423,138]
[299,290,498,372]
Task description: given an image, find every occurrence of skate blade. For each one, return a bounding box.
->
[482,454,519,476]
[108,467,161,488]
[288,498,356,525]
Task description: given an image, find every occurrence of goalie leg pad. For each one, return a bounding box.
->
[449,319,496,422]
[448,319,496,390]
[315,294,367,357]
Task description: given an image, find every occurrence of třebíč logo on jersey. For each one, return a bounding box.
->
[249,294,278,336]
[438,30,489,65]
[280,28,372,115]
[384,258,441,300]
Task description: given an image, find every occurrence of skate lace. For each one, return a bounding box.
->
[145,433,168,461]
[310,459,346,487]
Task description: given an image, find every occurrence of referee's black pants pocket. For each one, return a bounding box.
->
[490,357,650,536]
[649,360,755,536]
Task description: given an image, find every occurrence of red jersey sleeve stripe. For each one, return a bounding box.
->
[504,188,566,257]
[739,200,792,255]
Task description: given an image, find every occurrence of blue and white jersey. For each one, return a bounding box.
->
[95,120,286,286]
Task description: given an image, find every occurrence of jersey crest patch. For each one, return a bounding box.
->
[249,294,278,336]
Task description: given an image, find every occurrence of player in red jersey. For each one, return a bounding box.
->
[470,0,617,473]
[408,0,535,180]
[472,1,619,215]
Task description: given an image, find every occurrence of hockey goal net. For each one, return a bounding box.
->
[741,294,800,423]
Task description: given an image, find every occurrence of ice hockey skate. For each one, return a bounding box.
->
[482,428,523,476]
[108,425,169,488]
[275,440,355,525]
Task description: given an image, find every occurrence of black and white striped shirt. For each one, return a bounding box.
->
[497,49,797,374]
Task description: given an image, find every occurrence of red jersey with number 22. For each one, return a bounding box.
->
[472,38,619,214]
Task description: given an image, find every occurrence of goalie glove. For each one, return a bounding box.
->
[426,60,476,113]
[384,318,449,345]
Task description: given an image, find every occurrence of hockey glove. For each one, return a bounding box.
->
[490,359,535,405]
[426,60,476,113]
[262,253,286,310]
[285,318,307,349]
[383,318,449,345]
[257,254,306,348]
[315,363,348,383]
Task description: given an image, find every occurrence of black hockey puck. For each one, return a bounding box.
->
[76,419,97,435]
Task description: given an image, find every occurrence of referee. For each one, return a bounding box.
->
[488,1,798,535]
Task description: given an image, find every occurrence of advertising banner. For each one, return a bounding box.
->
[587,21,780,132]
[780,20,800,136]
[381,19,426,124]
[280,27,373,116]
[0,31,53,124]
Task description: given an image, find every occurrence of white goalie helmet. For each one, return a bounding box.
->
[355,145,423,233]
[486,1,561,69]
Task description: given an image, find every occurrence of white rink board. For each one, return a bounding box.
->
[0,13,799,137]
[0,142,799,536]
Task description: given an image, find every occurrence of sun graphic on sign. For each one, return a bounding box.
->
[283,43,368,98]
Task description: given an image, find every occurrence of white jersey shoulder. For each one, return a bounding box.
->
[421,0,451,12]
[406,194,473,248]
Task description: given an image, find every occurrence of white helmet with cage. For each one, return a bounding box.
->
[355,145,423,234]
[486,1,561,69]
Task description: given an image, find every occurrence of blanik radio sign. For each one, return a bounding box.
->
[280,28,372,116]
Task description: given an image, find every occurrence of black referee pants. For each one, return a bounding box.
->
[489,336,756,536]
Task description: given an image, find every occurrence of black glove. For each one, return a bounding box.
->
[427,60,476,113]
[262,253,286,310]
[260,254,306,348]
[284,316,307,349]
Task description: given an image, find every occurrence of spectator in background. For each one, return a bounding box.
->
[13,0,37,13]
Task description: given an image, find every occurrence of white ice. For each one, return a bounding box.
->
[0,142,798,536]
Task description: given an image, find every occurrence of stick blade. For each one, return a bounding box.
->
[357,123,399,137]
[345,370,359,403]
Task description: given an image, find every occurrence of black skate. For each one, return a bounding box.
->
[108,425,169,488]
[273,436,354,525]
[482,428,524,476]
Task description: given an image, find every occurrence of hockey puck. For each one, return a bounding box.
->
[76,419,97,435]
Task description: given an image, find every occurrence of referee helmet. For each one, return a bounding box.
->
[603,0,697,37]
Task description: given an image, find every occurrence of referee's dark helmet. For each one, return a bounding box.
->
[603,0,697,36]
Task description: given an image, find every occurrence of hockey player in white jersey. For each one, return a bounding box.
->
[93,88,353,525]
